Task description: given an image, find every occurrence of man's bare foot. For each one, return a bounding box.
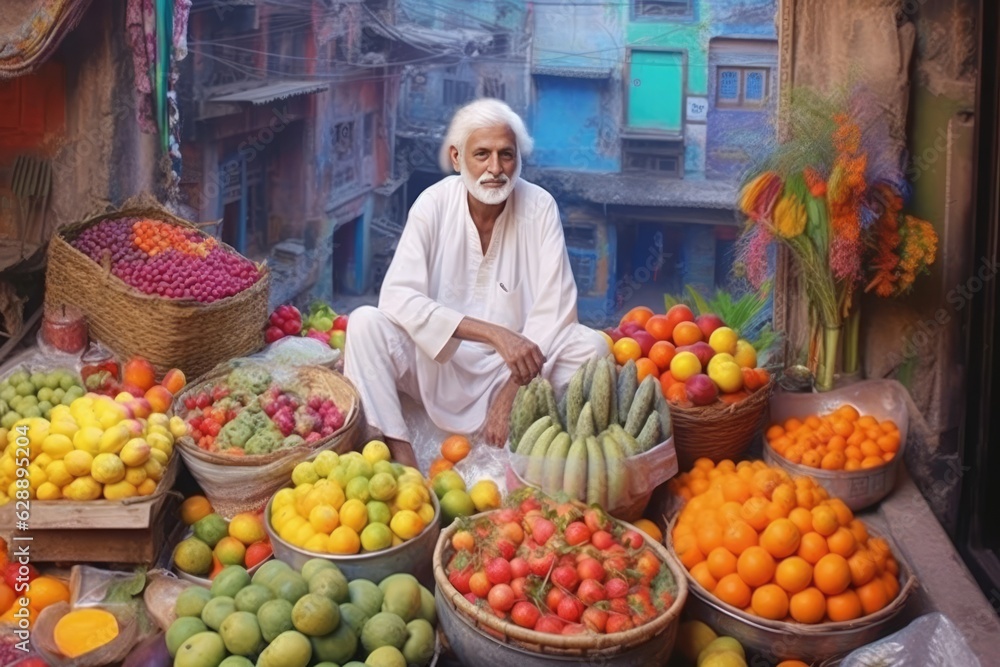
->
[385,438,418,468]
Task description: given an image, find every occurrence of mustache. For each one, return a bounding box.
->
[478,173,509,185]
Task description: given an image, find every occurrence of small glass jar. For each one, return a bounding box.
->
[40,304,88,354]
[80,343,121,396]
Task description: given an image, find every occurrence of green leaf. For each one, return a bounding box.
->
[685,285,712,317]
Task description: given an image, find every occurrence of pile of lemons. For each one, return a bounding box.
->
[269,441,436,556]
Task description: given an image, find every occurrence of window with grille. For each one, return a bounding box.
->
[716,67,770,108]
[633,0,692,18]
[443,79,475,106]
[622,138,684,177]
[333,120,358,189]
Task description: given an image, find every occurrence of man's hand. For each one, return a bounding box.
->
[491,328,545,386]
[483,380,519,447]
[453,317,546,386]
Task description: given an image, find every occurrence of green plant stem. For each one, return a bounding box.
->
[842,306,861,375]
[817,326,841,392]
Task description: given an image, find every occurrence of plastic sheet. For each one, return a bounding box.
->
[246,336,340,369]
[399,395,510,488]
[837,612,979,667]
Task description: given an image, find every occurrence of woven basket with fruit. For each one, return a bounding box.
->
[46,197,270,378]
[172,362,360,516]
[433,489,687,663]
[606,303,774,470]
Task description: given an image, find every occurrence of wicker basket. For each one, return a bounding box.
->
[669,380,775,471]
[433,511,688,659]
[171,364,361,517]
[45,199,270,378]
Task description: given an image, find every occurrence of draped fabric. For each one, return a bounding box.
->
[0,0,93,79]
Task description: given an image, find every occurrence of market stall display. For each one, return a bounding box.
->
[433,489,687,666]
[172,361,360,517]
[165,558,436,667]
[761,380,910,510]
[45,201,270,378]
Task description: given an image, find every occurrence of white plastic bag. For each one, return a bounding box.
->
[247,336,340,369]
[838,612,980,667]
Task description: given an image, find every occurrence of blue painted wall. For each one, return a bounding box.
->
[532,76,619,172]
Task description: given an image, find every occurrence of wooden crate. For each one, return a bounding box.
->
[0,457,182,565]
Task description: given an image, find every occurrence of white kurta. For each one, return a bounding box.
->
[344,176,606,441]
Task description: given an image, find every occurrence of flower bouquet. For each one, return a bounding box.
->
[736,88,938,391]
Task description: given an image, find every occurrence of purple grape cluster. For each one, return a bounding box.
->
[71,218,260,303]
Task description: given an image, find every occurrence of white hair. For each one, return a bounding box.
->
[438,98,534,173]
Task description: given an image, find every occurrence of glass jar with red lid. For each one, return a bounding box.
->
[80,344,121,396]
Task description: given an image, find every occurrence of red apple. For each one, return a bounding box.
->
[605,328,624,343]
[631,331,656,357]
[677,342,715,369]
[696,314,725,340]
[685,374,719,406]
[332,315,349,331]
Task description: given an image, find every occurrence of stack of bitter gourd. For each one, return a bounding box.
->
[507,355,671,509]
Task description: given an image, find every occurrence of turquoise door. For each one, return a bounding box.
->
[626,50,684,132]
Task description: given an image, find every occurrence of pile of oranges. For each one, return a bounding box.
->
[670,459,901,624]
[132,219,218,258]
[765,405,901,471]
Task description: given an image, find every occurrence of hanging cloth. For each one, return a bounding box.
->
[0,0,94,79]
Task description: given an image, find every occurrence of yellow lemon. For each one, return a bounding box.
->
[103,480,138,500]
[63,475,102,501]
[292,461,319,487]
[146,432,173,456]
[36,482,61,500]
[142,457,164,481]
[168,416,189,439]
[49,405,71,421]
[63,450,94,477]
[469,480,501,512]
[360,522,393,552]
[391,534,403,547]
[329,526,361,554]
[32,453,52,470]
[136,478,157,496]
[0,455,15,479]
[98,424,130,455]
[633,519,664,542]
[27,464,47,489]
[373,460,395,477]
[278,516,307,543]
[292,523,317,548]
[362,440,391,465]
[148,448,169,466]
[417,502,436,525]
[313,450,340,478]
[124,466,147,487]
[397,472,424,488]
[229,513,266,545]
[272,488,295,509]
[293,483,314,501]
[44,460,73,488]
[91,453,125,484]
[120,439,151,467]
[296,488,324,518]
[389,510,425,541]
[339,499,368,532]
[49,419,79,440]
[72,427,103,456]
[395,484,425,512]
[317,482,346,511]
[309,504,340,533]
[41,434,74,460]
[345,476,370,503]
[367,473,397,502]
[304,533,330,554]
[271,504,299,532]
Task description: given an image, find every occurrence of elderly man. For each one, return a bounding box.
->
[344,98,606,466]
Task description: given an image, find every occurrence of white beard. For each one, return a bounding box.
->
[460,158,519,205]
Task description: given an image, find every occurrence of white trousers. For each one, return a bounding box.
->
[343,305,607,442]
